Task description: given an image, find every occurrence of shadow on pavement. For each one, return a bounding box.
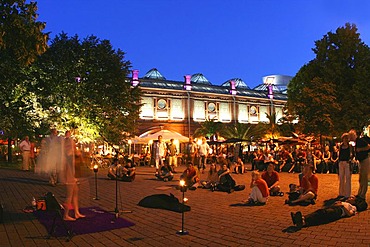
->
[282,226,301,233]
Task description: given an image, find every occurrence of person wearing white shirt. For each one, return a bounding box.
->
[19,136,31,171]
[198,137,210,173]
[154,135,167,174]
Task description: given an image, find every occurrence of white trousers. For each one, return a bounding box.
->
[338,161,351,197]
[249,186,267,203]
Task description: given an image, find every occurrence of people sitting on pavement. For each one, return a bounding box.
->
[244,170,269,205]
[313,147,323,173]
[155,163,174,182]
[107,158,135,182]
[278,146,293,172]
[285,164,318,206]
[261,163,283,196]
[233,156,245,174]
[201,163,219,190]
[107,158,123,180]
[216,162,236,193]
[322,146,331,174]
[330,145,339,174]
[120,159,136,182]
[253,149,264,171]
[289,147,306,173]
[180,162,200,190]
[290,196,368,229]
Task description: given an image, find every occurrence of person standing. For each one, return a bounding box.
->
[186,137,197,164]
[46,129,62,186]
[167,139,178,173]
[198,137,210,173]
[154,135,167,175]
[62,130,85,221]
[338,133,352,198]
[349,129,370,200]
[19,136,31,171]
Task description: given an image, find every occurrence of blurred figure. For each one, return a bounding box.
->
[62,130,85,221]
[19,136,31,171]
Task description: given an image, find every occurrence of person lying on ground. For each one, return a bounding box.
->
[291,195,367,229]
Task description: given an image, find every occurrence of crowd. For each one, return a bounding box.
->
[15,127,369,226]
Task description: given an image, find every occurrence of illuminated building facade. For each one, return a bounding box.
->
[132,68,292,137]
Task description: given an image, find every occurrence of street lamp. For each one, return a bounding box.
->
[176,179,189,235]
[267,84,274,139]
[93,165,99,200]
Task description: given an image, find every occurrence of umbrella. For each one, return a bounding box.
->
[135,129,189,143]
[223,138,249,143]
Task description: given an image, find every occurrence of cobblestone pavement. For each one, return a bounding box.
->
[0,165,369,247]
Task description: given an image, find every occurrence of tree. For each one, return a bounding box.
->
[0,0,48,161]
[220,122,266,140]
[33,33,141,145]
[288,23,370,136]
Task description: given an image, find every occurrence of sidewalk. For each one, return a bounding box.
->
[0,166,369,247]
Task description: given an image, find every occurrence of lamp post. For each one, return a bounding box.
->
[93,165,99,200]
[267,84,274,139]
[176,179,189,235]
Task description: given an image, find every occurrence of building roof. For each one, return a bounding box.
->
[191,73,211,85]
[138,78,287,100]
[221,78,250,89]
[137,69,288,100]
[143,68,166,80]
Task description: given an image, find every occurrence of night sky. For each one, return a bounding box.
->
[37,0,370,88]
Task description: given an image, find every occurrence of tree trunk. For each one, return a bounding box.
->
[7,136,12,163]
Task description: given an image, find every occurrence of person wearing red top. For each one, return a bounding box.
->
[290,164,318,205]
[244,171,269,205]
[180,162,200,190]
[261,163,282,196]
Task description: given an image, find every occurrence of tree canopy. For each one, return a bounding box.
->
[33,33,141,144]
[287,23,370,136]
[0,0,48,140]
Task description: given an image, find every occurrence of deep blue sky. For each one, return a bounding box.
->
[36,0,370,88]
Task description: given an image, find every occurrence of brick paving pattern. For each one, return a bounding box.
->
[0,165,369,247]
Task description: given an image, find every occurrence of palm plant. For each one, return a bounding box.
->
[193,119,223,138]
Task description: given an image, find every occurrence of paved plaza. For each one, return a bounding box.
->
[0,165,369,247]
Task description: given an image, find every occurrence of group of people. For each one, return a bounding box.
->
[289,129,370,229]
[179,159,244,193]
[107,158,136,182]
